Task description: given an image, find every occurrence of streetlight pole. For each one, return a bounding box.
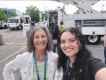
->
[2,4,8,16]
[45,6,47,11]
[102,4,104,11]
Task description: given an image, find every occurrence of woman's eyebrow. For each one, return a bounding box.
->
[61,38,75,40]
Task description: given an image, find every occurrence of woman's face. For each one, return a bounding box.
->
[60,31,80,58]
[33,29,48,51]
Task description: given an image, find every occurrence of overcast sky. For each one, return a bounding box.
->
[0,0,106,14]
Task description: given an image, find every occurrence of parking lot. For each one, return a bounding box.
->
[0,28,105,80]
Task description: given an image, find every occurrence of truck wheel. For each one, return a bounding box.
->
[85,35,101,45]
[17,27,20,30]
[10,28,14,30]
[4,25,7,29]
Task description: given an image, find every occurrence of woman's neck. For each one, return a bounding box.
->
[35,49,46,62]
[69,56,76,68]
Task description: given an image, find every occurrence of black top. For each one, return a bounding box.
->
[52,32,59,38]
[62,57,106,80]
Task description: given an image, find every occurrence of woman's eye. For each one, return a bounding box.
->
[35,37,38,38]
[70,40,75,43]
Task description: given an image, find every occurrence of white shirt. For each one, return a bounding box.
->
[3,51,58,80]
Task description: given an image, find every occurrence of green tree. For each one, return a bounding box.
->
[74,9,87,14]
[22,12,26,15]
[100,10,106,13]
[74,9,79,14]
[41,12,45,21]
[9,12,17,17]
[25,5,40,22]
[55,6,66,16]
[0,9,8,21]
[55,6,63,12]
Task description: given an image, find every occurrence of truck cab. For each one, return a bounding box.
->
[7,17,20,30]
[7,15,31,30]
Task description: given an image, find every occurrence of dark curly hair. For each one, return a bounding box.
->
[57,27,92,80]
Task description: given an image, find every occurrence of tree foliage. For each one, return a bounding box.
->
[55,6,66,15]
[22,12,26,15]
[100,10,106,13]
[74,9,87,14]
[55,6,63,12]
[41,12,45,21]
[0,9,8,21]
[9,12,17,17]
[25,5,40,22]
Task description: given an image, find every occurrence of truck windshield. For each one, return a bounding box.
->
[7,19,16,23]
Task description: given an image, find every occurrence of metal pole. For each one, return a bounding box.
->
[6,6,8,16]
[102,4,104,11]
[45,6,47,11]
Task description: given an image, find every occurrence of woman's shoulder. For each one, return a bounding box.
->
[16,52,33,60]
[47,51,58,59]
[88,56,106,79]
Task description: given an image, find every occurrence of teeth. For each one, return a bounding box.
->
[66,49,72,51]
[38,43,44,45]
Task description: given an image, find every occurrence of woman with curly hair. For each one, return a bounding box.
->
[54,27,106,80]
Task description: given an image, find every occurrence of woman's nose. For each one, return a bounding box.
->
[65,42,70,47]
[38,37,43,41]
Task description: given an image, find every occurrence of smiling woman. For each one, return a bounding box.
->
[54,27,106,80]
[3,25,58,80]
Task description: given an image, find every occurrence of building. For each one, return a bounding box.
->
[0,8,22,16]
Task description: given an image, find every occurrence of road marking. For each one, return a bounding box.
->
[87,46,104,49]
[4,45,27,47]
[0,46,27,63]
[0,44,27,47]
[5,36,24,43]
[87,47,94,48]
[99,45,104,49]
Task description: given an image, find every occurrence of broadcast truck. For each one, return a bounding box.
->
[40,0,106,45]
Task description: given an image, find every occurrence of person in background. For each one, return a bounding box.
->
[3,25,58,80]
[60,21,65,32]
[52,17,56,25]
[54,27,106,80]
[104,33,106,64]
[48,22,54,37]
[52,25,60,53]
[26,22,35,39]
[48,22,52,35]
[21,22,23,30]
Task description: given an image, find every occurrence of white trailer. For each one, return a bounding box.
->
[42,0,106,45]
[7,15,31,30]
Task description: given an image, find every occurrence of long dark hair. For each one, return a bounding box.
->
[57,27,92,80]
[52,25,59,37]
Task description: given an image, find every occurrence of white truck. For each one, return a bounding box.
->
[7,15,31,30]
[0,20,8,29]
[40,0,106,45]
